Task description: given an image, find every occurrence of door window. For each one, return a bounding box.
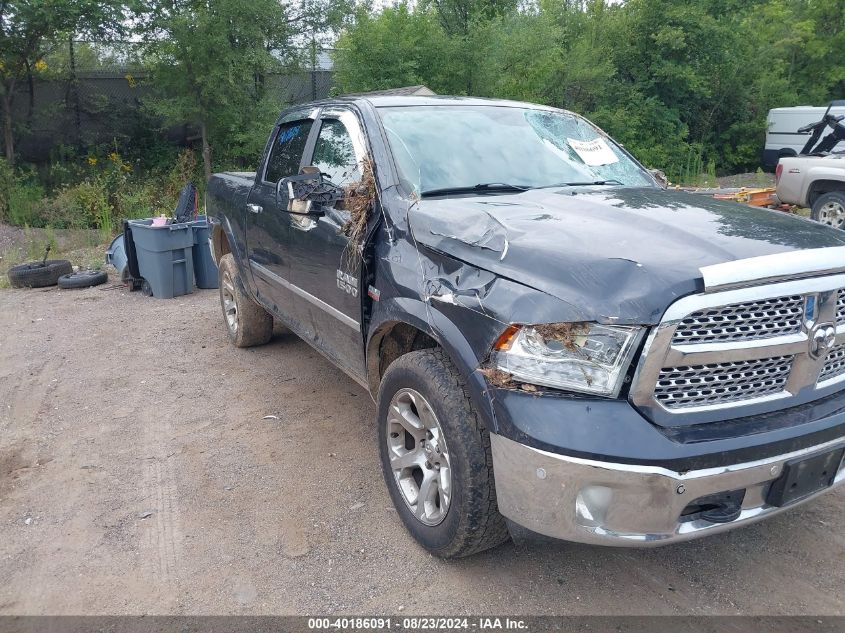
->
[264,120,313,183]
[312,119,361,187]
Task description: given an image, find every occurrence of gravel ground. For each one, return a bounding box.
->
[0,284,843,615]
[716,172,776,189]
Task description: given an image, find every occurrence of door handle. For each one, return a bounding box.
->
[247,203,263,214]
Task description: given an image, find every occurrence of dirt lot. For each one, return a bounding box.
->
[0,283,843,615]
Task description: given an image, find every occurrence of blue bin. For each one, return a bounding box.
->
[190,216,219,289]
[128,219,194,299]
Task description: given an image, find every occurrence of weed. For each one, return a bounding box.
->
[1,149,197,235]
[341,156,376,270]
[0,225,107,289]
[478,367,515,387]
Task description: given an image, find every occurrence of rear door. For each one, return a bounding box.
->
[285,107,369,378]
[245,108,318,313]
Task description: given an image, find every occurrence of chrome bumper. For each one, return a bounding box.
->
[490,434,845,546]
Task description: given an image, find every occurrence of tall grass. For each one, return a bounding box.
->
[0,149,203,239]
[666,146,718,187]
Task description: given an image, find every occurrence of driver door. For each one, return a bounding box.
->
[246,109,318,313]
[285,108,369,379]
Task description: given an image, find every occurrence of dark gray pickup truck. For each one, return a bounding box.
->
[206,95,845,558]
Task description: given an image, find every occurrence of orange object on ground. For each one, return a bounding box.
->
[713,187,777,207]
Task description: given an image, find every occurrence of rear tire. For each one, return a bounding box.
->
[218,253,273,348]
[377,349,509,558]
[811,191,845,229]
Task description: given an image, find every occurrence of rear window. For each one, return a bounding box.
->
[265,120,313,183]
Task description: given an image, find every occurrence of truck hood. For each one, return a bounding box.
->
[408,187,845,324]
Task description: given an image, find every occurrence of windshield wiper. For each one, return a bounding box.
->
[420,183,532,197]
[538,179,625,188]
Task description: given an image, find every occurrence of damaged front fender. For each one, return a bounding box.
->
[366,226,638,430]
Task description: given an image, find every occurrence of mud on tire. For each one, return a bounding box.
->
[377,348,509,558]
[217,253,273,348]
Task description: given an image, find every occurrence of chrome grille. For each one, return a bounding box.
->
[631,255,845,426]
[837,290,845,325]
[654,356,792,409]
[672,295,805,344]
[819,345,845,384]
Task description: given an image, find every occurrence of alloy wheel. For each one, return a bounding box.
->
[386,388,452,526]
[221,271,238,334]
[818,201,845,229]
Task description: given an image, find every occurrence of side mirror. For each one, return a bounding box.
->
[277,171,342,215]
[649,168,669,189]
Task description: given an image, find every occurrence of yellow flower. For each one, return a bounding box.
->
[87,157,97,166]
[121,163,132,173]
[34,59,48,72]
[108,152,120,163]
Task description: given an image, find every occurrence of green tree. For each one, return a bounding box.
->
[423,0,517,36]
[333,3,452,94]
[142,0,297,181]
[0,0,127,166]
[424,0,517,94]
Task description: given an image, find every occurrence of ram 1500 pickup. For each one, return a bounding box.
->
[206,96,845,558]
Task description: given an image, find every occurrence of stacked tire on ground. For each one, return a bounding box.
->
[7,260,108,290]
[7,260,72,288]
[58,270,108,289]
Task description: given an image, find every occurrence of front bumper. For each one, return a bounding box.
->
[491,433,845,546]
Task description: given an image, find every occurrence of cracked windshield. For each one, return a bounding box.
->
[378,105,654,195]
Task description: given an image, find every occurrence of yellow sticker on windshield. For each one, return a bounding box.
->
[566,137,619,166]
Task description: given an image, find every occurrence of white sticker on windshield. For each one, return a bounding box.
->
[566,137,619,166]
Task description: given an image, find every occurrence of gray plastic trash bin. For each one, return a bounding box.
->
[190,216,219,289]
[128,219,194,299]
[105,233,128,281]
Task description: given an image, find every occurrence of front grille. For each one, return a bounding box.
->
[672,295,805,344]
[819,345,845,384]
[654,356,792,409]
[633,272,845,424]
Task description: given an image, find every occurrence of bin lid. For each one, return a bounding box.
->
[106,233,124,256]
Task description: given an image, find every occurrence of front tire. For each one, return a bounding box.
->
[217,253,273,347]
[377,349,509,558]
[811,191,845,229]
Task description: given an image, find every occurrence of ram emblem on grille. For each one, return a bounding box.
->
[810,323,837,360]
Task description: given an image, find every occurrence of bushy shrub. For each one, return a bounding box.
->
[0,158,12,219]
[0,149,202,240]
[0,160,47,226]
[38,179,110,230]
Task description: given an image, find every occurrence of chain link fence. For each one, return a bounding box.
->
[10,42,336,163]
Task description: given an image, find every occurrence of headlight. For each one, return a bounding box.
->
[491,322,644,396]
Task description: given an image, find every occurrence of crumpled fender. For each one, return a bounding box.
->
[367,296,501,433]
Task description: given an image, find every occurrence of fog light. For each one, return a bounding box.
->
[575,485,613,525]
